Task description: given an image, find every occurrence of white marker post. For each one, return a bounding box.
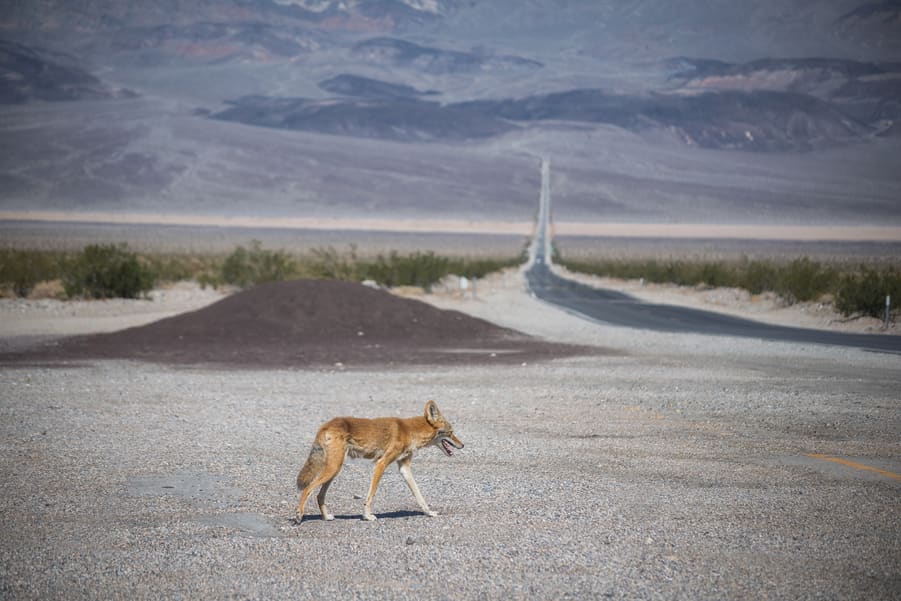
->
[885,295,891,330]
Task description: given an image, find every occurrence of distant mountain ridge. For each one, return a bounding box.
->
[4,1,900,60]
[212,84,872,151]
[318,74,436,99]
[2,0,901,228]
[0,39,133,103]
[206,55,901,152]
[213,93,516,141]
[351,37,543,74]
[3,27,898,151]
[101,21,320,62]
[671,57,901,131]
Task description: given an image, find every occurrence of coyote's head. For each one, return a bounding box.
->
[424,400,464,457]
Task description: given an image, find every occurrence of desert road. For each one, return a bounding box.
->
[526,160,901,354]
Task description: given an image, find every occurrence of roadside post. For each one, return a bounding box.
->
[885,295,891,330]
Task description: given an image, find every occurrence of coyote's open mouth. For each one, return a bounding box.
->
[440,439,455,456]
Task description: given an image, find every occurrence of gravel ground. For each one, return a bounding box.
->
[1,269,899,600]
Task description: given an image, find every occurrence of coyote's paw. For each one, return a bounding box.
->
[323,513,335,521]
[424,510,439,518]
[362,513,377,521]
[292,513,305,525]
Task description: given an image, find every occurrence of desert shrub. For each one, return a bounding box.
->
[449,254,525,280]
[0,249,65,297]
[834,266,901,318]
[308,245,362,281]
[775,257,835,303]
[560,258,645,282]
[306,246,521,291]
[363,251,450,290]
[221,240,297,288]
[362,251,521,290]
[637,259,668,282]
[63,243,155,299]
[2,243,522,296]
[146,253,220,284]
[560,257,739,288]
[741,260,780,295]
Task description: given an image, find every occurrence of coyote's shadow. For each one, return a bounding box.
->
[291,510,425,525]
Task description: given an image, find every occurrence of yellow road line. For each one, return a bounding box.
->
[805,454,901,481]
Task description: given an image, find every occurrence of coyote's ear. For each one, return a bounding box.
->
[424,400,442,426]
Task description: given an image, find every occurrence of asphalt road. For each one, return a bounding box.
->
[526,160,901,355]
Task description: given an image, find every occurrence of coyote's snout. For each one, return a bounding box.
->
[295,400,463,523]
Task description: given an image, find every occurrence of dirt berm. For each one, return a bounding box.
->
[7,279,589,368]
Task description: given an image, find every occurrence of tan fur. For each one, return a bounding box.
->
[294,400,463,523]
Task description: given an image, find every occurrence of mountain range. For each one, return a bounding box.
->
[1,0,900,226]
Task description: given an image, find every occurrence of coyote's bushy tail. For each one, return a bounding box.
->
[297,443,325,490]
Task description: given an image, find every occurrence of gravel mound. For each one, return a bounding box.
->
[6,279,588,367]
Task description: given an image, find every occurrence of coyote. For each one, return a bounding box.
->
[295,400,464,522]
